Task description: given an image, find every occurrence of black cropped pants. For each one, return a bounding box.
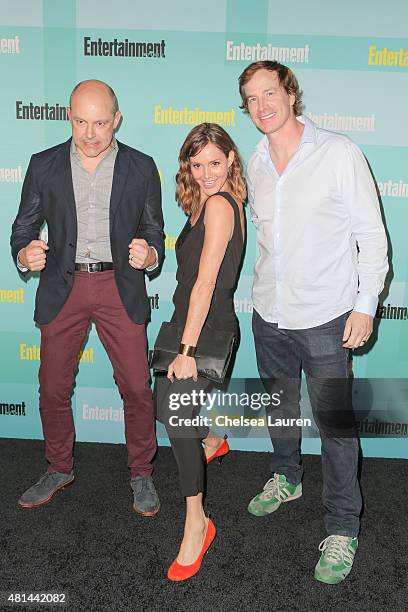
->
[154,375,212,497]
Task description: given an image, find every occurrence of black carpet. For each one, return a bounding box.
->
[1,439,407,612]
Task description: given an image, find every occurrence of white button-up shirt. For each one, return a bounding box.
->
[247,116,388,330]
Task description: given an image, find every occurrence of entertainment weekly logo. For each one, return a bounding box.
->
[0,36,20,54]
[376,179,408,198]
[83,36,166,58]
[0,401,26,416]
[149,294,160,310]
[0,166,23,183]
[234,297,253,314]
[376,303,407,320]
[16,101,68,121]
[82,403,123,422]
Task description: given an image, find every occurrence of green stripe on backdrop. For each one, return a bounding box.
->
[226,0,269,33]
[43,0,76,146]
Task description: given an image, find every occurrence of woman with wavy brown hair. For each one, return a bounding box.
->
[154,122,246,581]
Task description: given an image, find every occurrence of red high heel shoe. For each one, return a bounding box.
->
[205,435,229,465]
[167,518,216,581]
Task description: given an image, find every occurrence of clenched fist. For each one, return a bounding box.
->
[18,240,49,272]
[128,238,156,269]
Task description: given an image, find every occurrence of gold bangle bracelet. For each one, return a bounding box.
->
[178,343,197,357]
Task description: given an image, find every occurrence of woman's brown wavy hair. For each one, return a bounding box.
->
[175,123,246,214]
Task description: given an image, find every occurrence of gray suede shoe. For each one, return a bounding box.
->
[18,471,74,508]
[131,475,160,516]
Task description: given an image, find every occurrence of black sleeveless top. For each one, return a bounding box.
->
[171,192,244,337]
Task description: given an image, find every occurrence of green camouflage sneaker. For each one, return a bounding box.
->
[314,535,358,585]
[247,473,302,516]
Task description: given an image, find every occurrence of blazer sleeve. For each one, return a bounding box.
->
[136,158,165,276]
[10,154,45,274]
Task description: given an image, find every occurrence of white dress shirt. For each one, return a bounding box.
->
[247,116,388,330]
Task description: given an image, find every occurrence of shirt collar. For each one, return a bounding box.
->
[255,115,317,158]
[298,115,316,144]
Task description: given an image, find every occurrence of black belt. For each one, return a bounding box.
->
[74,262,114,272]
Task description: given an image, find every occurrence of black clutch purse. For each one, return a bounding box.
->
[149,321,235,383]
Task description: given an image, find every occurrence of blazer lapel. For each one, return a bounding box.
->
[109,141,130,232]
[55,139,77,225]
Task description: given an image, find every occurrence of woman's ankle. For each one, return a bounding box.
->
[184,513,206,530]
[203,433,222,449]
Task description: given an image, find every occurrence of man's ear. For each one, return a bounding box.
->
[113,111,122,130]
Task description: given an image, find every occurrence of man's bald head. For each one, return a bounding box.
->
[68,79,122,162]
[70,79,119,116]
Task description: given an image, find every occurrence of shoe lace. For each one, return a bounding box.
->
[38,472,58,485]
[144,478,155,494]
[133,476,154,494]
[261,474,285,501]
[318,536,354,567]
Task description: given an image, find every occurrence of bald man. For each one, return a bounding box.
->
[11,80,164,515]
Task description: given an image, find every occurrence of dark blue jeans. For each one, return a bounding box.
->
[252,309,362,537]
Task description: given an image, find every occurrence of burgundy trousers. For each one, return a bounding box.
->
[38,271,156,477]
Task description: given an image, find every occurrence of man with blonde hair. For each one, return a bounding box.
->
[239,61,388,584]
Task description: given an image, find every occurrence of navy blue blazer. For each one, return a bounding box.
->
[11,138,164,325]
